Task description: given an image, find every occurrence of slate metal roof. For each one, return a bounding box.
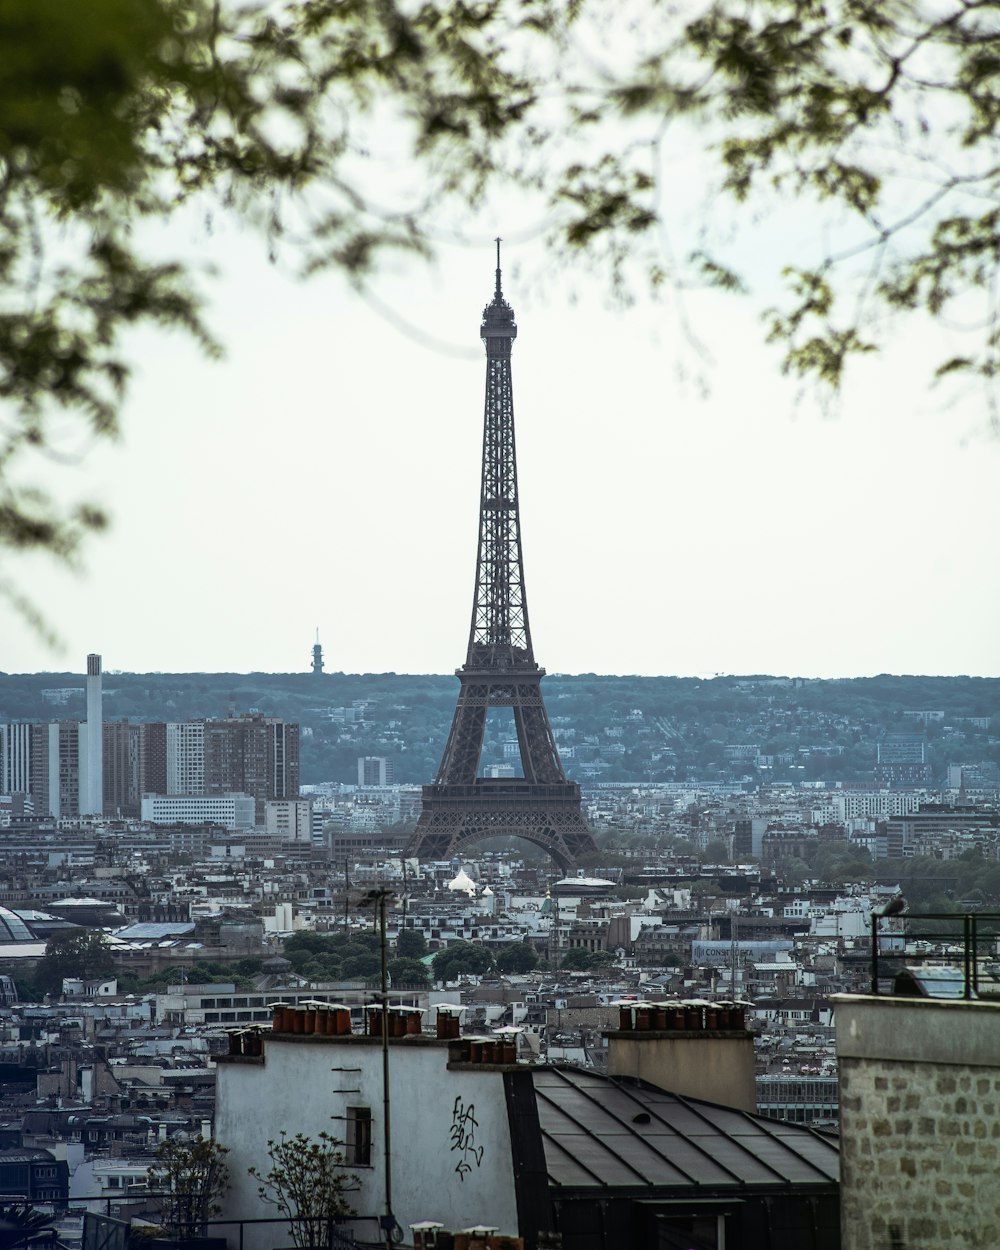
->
[0,908,35,943]
[531,1066,839,1190]
[112,922,195,940]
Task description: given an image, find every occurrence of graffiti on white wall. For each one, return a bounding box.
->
[449,1095,484,1179]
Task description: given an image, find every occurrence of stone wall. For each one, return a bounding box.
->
[835,994,1000,1250]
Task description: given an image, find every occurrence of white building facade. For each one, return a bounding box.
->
[216,1033,519,1250]
[80,652,104,816]
[0,722,32,794]
[166,720,205,794]
[264,798,313,843]
[139,792,254,829]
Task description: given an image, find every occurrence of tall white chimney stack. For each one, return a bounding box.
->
[83,653,103,816]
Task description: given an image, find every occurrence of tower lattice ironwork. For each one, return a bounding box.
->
[406,246,597,872]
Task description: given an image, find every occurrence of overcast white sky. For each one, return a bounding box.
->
[2,193,998,680]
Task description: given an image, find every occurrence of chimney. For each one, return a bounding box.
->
[604,999,756,1112]
[82,653,103,816]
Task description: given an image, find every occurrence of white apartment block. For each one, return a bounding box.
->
[0,723,32,793]
[264,798,313,843]
[166,721,205,794]
[812,792,920,824]
[140,792,254,830]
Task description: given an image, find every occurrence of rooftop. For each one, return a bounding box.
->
[533,1066,839,1190]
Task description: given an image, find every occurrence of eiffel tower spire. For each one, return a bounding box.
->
[468,236,532,669]
[406,252,597,871]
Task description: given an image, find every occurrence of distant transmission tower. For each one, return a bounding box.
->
[311,628,324,675]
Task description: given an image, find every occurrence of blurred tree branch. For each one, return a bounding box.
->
[2,0,997,621]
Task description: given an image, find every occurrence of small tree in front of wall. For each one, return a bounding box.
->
[146,1136,230,1242]
[249,1132,357,1250]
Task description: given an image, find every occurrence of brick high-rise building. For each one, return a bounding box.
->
[203,715,299,823]
[139,722,167,797]
[29,721,80,818]
[103,720,141,818]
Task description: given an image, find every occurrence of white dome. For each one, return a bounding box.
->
[447,868,477,895]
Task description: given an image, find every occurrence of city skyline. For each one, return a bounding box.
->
[2,224,998,680]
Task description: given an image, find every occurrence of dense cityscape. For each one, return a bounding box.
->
[1,650,998,1250]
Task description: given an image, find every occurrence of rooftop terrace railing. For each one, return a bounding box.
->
[44,1200,374,1250]
[869,910,1000,998]
[70,1207,374,1250]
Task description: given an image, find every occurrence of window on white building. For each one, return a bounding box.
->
[345,1106,372,1167]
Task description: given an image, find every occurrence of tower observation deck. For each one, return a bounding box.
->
[406,246,597,872]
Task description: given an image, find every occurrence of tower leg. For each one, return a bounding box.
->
[435,684,489,786]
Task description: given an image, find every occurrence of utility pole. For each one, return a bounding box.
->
[729,912,739,997]
[362,887,399,1248]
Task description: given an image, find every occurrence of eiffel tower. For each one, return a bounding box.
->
[406,245,598,873]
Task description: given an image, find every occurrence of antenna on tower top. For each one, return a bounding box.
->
[495,236,502,297]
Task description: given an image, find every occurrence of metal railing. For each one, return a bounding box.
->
[869,910,1000,997]
[199,1215,372,1250]
[43,1200,378,1250]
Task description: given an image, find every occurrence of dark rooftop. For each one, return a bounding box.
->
[532,1066,839,1190]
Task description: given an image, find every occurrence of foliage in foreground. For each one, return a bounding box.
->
[0,0,558,618]
[3,0,998,610]
[146,1137,230,1241]
[0,1203,56,1250]
[249,1132,357,1250]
